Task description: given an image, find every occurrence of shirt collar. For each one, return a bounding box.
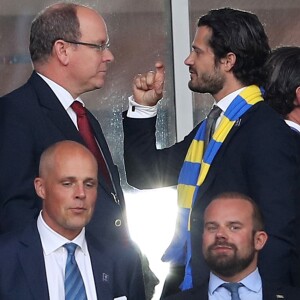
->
[37,72,84,109]
[209,268,262,295]
[285,120,300,133]
[214,87,246,112]
[37,211,88,256]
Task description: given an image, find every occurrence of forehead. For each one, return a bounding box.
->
[204,198,253,223]
[77,6,107,41]
[48,148,98,178]
[193,26,212,48]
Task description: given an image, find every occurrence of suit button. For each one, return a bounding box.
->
[115,219,122,227]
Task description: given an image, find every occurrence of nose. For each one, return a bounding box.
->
[75,183,86,199]
[215,227,228,239]
[103,48,114,63]
[184,52,193,66]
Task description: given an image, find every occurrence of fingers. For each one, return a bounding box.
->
[132,62,165,106]
[134,71,156,91]
[154,62,165,95]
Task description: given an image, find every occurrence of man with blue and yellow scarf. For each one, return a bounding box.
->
[123,7,300,298]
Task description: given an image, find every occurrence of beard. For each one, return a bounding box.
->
[204,241,256,278]
[188,66,225,95]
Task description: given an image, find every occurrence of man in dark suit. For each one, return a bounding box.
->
[123,7,300,296]
[165,193,300,300]
[0,140,145,300]
[0,2,127,242]
[263,46,300,286]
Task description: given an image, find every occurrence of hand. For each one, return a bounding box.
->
[132,61,165,106]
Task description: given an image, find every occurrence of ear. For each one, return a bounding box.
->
[254,230,268,251]
[52,40,70,66]
[220,52,236,72]
[295,86,300,105]
[34,177,46,200]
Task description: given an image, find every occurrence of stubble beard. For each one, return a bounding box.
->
[188,66,225,95]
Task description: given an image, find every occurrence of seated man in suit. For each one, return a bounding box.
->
[0,141,145,300]
[165,192,300,299]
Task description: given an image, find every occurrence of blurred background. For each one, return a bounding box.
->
[1,0,299,298]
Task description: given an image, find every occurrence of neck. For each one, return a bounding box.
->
[286,108,300,125]
[214,262,257,282]
[213,80,245,102]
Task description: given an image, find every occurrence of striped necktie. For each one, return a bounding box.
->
[64,243,87,300]
[221,282,243,300]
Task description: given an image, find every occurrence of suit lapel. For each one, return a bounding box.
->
[28,72,83,143]
[86,234,115,299]
[87,110,115,190]
[198,104,257,198]
[18,223,49,300]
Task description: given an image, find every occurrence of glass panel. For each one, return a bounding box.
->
[189,0,300,126]
[0,0,176,299]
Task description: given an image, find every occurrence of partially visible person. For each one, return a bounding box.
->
[264,46,300,134]
[123,7,300,296]
[165,193,300,300]
[263,46,300,286]
[0,141,146,300]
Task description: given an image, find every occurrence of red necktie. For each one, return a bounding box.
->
[71,101,112,188]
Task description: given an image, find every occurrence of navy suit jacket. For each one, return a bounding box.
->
[0,72,128,242]
[0,222,146,300]
[163,281,300,300]
[123,101,300,287]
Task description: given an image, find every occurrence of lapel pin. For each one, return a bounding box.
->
[234,119,242,127]
[102,273,109,282]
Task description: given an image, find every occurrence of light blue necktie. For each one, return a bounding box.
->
[221,282,243,300]
[64,243,88,300]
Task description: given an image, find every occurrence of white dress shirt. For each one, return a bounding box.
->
[37,212,98,300]
[37,73,84,129]
[208,268,263,300]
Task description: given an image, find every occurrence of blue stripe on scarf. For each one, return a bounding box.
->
[178,162,201,186]
[203,141,222,164]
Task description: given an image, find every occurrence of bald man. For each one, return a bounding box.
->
[0,141,145,300]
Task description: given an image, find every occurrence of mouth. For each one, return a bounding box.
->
[70,207,87,213]
[210,242,235,252]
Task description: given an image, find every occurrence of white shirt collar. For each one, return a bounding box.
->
[37,73,84,109]
[214,87,246,112]
[285,120,300,133]
[209,268,262,295]
[37,211,88,256]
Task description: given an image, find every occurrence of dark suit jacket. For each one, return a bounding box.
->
[0,72,128,243]
[123,101,300,287]
[163,281,300,300]
[0,221,146,300]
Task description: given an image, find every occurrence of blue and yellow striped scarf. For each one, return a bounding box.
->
[162,85,264,289]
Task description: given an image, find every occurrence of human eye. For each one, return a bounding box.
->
[205,223,218,232]
[61,181,72,187]
[93,40,110,52]
[229,223,242,231]
[84,180,97,189]
[192,47,202,55]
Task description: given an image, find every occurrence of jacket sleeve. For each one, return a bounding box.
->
[123,112,199,189]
